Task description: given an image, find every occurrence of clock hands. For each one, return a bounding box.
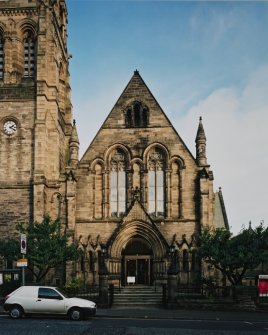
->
[3,120,17,135]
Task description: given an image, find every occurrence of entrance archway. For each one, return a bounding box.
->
[107,219,169,286]
[122,237,153,285]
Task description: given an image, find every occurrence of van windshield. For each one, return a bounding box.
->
[56,288,69,298]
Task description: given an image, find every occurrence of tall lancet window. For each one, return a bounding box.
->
[23,31,35,78]
[0,33,4,78]
[148,148,165,216]
[110,149,126,217]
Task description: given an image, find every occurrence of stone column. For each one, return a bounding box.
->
[179,169,184,219]
[104,170,109,218]
[166,169,172,218]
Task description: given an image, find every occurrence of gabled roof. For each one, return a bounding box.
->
[80,71,196,163]
[122,197,154,225]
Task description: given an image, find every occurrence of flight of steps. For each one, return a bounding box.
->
[112,285,163,307]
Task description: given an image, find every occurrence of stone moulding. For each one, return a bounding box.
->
[0,9,38,16]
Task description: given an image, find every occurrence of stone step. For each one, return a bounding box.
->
[112,285,163,307]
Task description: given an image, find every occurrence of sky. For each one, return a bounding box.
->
[66,0,268,234]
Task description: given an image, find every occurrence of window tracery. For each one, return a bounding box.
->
[110,149,126,217]
[148,148,165,216]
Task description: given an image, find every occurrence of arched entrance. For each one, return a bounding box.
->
[107,217,169,287]
[122,237,153,285]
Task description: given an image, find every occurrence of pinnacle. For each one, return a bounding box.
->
[195,116,206,142]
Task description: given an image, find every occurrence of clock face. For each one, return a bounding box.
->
[3,120,17,135]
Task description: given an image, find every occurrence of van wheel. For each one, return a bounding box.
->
[68,307,83,321]
[9,305,23,319]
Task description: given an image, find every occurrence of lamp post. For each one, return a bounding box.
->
[99,246,108,275]
[168,245,179,275]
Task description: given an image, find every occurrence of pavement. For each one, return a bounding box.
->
[96,306,268,322]
[0,303,267,322]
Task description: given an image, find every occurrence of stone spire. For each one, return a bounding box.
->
[69,119,79,169]
[195,117,207,166]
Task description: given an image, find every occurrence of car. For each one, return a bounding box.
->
[3,286,97,321]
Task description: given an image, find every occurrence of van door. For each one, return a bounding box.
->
[34,288,65,314]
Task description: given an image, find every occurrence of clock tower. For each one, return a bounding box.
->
[0,0,76,234]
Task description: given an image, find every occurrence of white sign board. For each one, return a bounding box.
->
[20,234,27,254]
[17,259,28,267]
[127,276,135,284]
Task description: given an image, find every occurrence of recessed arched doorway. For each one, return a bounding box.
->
[121,236,153,286]
[107,219,169,287]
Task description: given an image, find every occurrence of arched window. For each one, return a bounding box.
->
[94,163,103,218]
[126,108,132,127]
[171,162,179,217]
[0,33,4,79]
[148,148,165,216]
[110,149,126,217]
[125,101,149,128]
[23,31,35,78]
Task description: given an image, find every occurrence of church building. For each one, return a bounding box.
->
[0,0,228,287]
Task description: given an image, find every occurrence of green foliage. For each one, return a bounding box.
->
[16,215,82,283]
[197,224,268,286]
[64,277,84,295]
[0,238,20,262]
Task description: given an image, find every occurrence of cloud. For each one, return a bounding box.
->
[176,65,268,234]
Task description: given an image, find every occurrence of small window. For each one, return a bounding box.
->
[125,101,149,128]
[38,288,63,300]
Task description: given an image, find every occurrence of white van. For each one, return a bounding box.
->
[4,286,97,321]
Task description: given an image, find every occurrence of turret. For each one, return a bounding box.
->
[195,117,207,166]
[69,120,79,169]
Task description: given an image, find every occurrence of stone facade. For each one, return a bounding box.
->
[0,0,73,237]
[0,0,228,287]
[75,71,228,287]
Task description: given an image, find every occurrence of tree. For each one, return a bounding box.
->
[0,238,20,264]
[16,216,82,283]
[197,224,268,286]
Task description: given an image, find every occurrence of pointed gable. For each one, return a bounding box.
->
[80,71,196,164]
[123,198,153,225]
[101,70,172,130]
